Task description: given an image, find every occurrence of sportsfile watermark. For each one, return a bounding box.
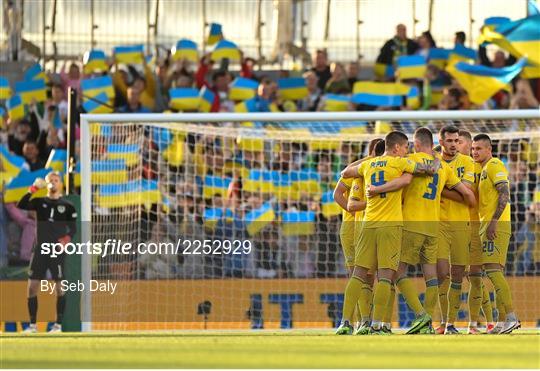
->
[41,238,253,258]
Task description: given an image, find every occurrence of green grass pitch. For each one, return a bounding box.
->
[1,330,539,368]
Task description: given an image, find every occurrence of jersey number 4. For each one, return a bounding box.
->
[371,171,386,198]
[422,174,439,200]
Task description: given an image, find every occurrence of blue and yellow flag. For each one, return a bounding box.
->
[169,88,200,111]
[105,143,140,166]
[291,170,321,194]
[1,145,29,177]
[406,86,421,110]
[83,49,108,74]
[245,202,275,236]
[45,149,67,172]
[91,159,128,185]
[479,14,540,66]
[229,77,258,101]
[82,92,113,114]
[446,58,526,104]
[4,167,50,203]
[203,175,232,199]
[243,169,275,193]
[15,79,47,104]
[322,94,350,111]
[374,63,395,79]
[207,23,223,45]
[199,86,215,113]
[0,77,11,99]
[234,98,258,113]
[96,179,160,208]
[397,55,427,79]
[320,191,341,219]
[81,75,115,99]
[521,61,540,78]
[172,39,198,62]
[428,48,450,69]
[278,78,308,100]
[281,211,316,236]
[0,107,5,129]
[24,63,47,81]
[113,44,144,65]
[204,207,223,230]
[449,44,477,63]
[211,40,240,62]
[6,94,25,120]
[351,81,409,107]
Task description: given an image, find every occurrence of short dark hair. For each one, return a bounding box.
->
[385,131,408,150]
[367,138,383,155]
[458,130,472,141]
[212,70,228,82]
[473,133,492,146]
[374,140,386,156]
[414,127,433,146]
[455,31,466,44]
[439,125,459,139]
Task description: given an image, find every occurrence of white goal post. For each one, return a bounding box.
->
[80,109,540,332]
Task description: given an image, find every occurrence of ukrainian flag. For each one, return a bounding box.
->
[480,14,540,66]
[273,173,296,201]
[223,159,250,179]
[81,75,115,99]
[351,81,409,107]
[397,55,427,80]
[278,78,308,100]
[24,63,47,81]
[406,86,421,110]
[204,207,224,230]
[0,107,4,129]
[199,86,215,113]
[82,92,113,114]
[95,179,161,208]
[322,94,350,111]
[281,211,316,236]
[446,58,526,104]
[15,79,47,104]
[162,133,186,167]
[245,202,276,236]
[1,145,29,177]
[291,170,321,194]
[211,40,240,62]
[6,94,25,120]
[234,98,258,113]
[4,168,50,203]
[522,61,540,78]
[320,191,341,219]
[428,48,450,69]
[45,149,67,172]
[374,63,395,79]
[169,88,200,111]
[243,169,274,193]
[172,39,198,62]
[113,44,144,65]
[203,175,231,199]
[72,162,81,188]
[83,49,108,74]
[91,159,128,185]
[229,78,258,101]
[207,23,223,45]
[0,77,11,99]
[105,143,139,166]
[449,44,477,63]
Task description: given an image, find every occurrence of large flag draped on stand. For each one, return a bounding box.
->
[446,58,526,104]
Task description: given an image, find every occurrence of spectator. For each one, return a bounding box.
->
[7,119,36,156]
[479,46,516,68]
[22,141,44,171]
[347,61,360,87]
[298,71,322,112]
[50,84,68,122]
[116,86,152,113]
[3,201,35,263]
[454,31,466,47]
[417,31,437,58]
[60,61,81,95]
[438,86,467,110]
[510,78,539,109]
[310,49,332,91]
[324,62,351,94]
[376,24,419,67]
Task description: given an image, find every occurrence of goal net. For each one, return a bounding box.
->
[80,110,540,331]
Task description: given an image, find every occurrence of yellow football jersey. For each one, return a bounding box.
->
[338,177,355,222]
[440,153,475,229]
[358,155,416,227]
[478,157,511,234]
[349,177,365,222]
[469,161,482,222]
[403,152,461,236]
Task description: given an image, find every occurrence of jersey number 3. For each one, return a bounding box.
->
[422,174,439,200]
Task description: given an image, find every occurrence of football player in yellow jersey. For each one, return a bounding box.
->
[458,130,495,334]
[336,131,437,335]
[436,125,476,334]
[368,128,476,334]
[472,134,520,334]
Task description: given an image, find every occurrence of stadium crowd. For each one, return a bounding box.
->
[1,23,539,280]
